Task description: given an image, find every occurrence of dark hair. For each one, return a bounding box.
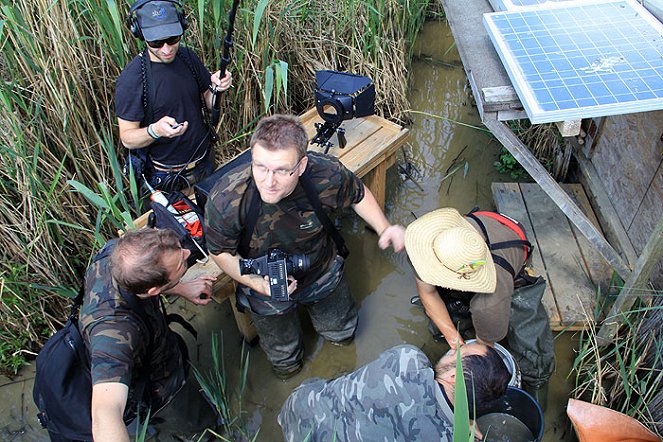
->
[111,228,181,294]
[249,114,308,159]
[462,346,510,418]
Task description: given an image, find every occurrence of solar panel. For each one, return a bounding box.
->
[489,0,590,12]
[483,0,663,123]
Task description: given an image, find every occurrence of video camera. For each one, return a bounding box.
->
[239,249,311,301]
[311,70,375,153]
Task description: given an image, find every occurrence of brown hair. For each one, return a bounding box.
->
[249,114,308,159]
[111,228,181,294]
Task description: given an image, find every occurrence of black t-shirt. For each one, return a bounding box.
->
[114,47,211,165]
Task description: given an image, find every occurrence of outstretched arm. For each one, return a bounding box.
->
[351,187,405,252]
[416,277,464,350]
[91,382,130,442]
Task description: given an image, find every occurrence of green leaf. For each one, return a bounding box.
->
[453,339,471,442]
[68,179,110,211]
[264,64,274,113]
[252,0,270,46]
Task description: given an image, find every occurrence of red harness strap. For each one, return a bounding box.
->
[471,211,530,262]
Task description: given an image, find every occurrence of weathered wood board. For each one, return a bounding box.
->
[493,183,610,330]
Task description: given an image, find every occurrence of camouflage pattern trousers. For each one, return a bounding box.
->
[238,256,358,371]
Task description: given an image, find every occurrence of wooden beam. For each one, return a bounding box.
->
[574,151,638,268]
[483,118,632,281]
[597,212,663,343]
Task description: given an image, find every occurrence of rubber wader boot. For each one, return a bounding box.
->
[523,380,549,413]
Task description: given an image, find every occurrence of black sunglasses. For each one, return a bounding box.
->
[146,35,182,49]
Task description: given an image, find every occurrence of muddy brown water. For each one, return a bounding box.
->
[0,19,578,442]
[169,19,578,442]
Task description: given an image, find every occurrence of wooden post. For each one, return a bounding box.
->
[597,212,663,344]
[363,161,387,208]
[483,118,632,281]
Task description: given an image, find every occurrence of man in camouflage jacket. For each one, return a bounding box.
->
[79,229,214,442]
[278,343,511,441]
[204,114,405,378]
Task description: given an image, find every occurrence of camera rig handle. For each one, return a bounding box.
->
[311,121,347,154]
[211,0,240,126]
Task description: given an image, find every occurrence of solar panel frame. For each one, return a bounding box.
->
[489,0,594,12]
[483,0,663,123]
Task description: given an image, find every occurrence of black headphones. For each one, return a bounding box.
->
[127,0,187,40]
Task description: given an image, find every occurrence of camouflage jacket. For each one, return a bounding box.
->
[204,151,365,288]
[79,240,186,411]
[278,344,454,442]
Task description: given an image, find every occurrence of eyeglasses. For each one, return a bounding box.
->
[252,156,304,178]
[146,35,182,49]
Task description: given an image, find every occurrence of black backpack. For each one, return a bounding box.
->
[33,246,153,440]
[33,288,93,440]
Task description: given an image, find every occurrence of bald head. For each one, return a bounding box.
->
[111,228,181,294]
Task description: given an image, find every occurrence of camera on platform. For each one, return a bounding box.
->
[239,249,311,301]
[311,70,375,152]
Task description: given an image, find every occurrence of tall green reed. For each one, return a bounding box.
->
[192,333,257,441]
[572,292,662,436]
[0,0,434,373]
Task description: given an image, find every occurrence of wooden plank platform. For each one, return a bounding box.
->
[493,182,612,330]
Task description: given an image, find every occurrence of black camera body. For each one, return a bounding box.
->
[311,70,375,152]
[239,249,310,301]
[314,70,375,124]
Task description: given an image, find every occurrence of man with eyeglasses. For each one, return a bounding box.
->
[115,0,232,191]
[405,208,554,406]
[204,114,406,379]
[79,228,215,442]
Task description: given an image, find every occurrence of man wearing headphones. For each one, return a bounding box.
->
[116,0,232,191]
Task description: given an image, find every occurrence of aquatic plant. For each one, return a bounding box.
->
[0,0,435,373]
[191,333,257,441]
[572,290,663,436]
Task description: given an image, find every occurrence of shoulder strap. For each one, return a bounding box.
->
[470,211,532,261]
[238,181,262,257]
[176,48,217,143]
[300,170,349,259]
[237,172,350,259]
[466,211,532,279]
[140,49,155,129]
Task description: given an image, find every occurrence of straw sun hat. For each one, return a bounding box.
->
[405,208,497,293]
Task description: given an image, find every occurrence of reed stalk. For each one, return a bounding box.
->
[0,0,434,373]
[572,292,663,436]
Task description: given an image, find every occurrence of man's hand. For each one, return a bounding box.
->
[151,115,188,139]
[166,276,216,305]
[257,275,298,298]
[211,70,232,91]
[378,224,406,252]
[446,330,465,351]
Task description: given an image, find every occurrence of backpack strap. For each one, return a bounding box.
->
[466,211,533,279]
[237,180,262,258]
[237,167,350,259]
[300,170,349,259]
[468,211,532,261]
